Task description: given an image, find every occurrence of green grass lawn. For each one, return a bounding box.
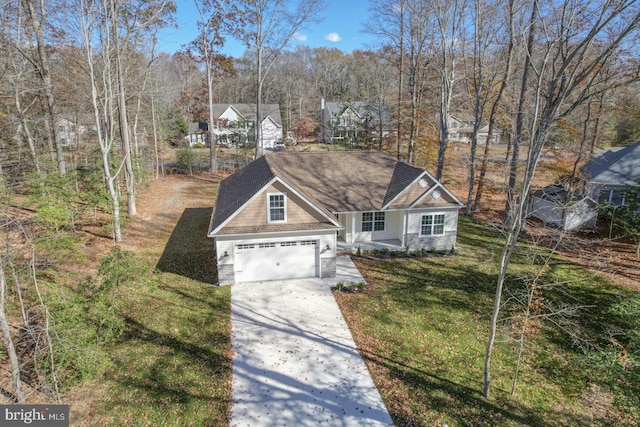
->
[93,181,232,426]
[337,216,640,426]
[92,200,638,426]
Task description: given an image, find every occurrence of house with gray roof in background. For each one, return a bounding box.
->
[210,103,283,150]
[208,151,464,285]
[445,113,501,145]
[581,141,640,206]
[320,99,393,146]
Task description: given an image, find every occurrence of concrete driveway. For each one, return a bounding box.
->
[230,257,393,426]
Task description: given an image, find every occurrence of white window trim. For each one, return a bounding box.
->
[362,211,386,232]
[267,192,287,223]
[420,213,446,237]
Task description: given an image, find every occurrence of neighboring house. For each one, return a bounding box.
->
[581,141,640,206]
[445,113,501,145]
[56,117,94,148]
[208,151,464,285]
[320,99,393,145]
[210,104,283,150]
[185,122,208,147]
[526,185,598,231]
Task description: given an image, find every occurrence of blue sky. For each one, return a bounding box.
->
[156,0,376,57]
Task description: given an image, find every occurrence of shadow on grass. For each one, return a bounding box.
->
[156,207,217,283]
[104,315,231,424]
[349,250,640,425]
[359,348,550,427]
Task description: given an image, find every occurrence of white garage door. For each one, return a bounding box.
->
[235,240,318,283]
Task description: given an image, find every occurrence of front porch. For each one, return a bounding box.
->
[336,238,404,254]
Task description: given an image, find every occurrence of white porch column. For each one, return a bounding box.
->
[350,213,356,249]
[402,211,408,247]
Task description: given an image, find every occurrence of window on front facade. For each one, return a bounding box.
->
[268,193,286,222]
[421,214,445,236]
[362,211,385,232]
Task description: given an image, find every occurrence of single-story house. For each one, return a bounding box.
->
[208,151,464,285]
[526,185,598,231]
[581,141,640,206]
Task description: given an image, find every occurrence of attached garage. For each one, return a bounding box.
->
[234,240,318,283]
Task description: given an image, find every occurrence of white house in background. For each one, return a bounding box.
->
[445,113,501,145]
[210,104,283,150]
[208,151,464,285]
[526,185,598,231]
[581,141,640,206]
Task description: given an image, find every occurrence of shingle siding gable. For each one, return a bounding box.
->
[209,156,275,233]
[383,162,424,207]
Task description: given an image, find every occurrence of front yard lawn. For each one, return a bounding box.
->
[336,216,640,426]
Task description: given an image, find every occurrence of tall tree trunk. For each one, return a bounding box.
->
[151,90,161,179]
[407,50,418,164]
[207,58,217,172]
[473,0,515,212]
[13,89,40,172]
[505,0,538,219]
[23,0,65,176]
[568,100,592,195]
[111,0,136,217]
[255,46,263,159]
[396,0,405,160]
[0,261,25,403]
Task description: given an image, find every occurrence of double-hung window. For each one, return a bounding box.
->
[268,193,286,222]
[362,211,385,232]
[421,214,445,236]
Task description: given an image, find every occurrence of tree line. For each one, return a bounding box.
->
[1,0,640,404]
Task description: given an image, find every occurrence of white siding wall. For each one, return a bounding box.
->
[219,107,240,123]
[406,208,459,235]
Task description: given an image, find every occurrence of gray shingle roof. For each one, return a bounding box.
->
[209,156,275,233]
[212,104,282,126]
[324,102,393,125]
[209,151,446,235]
[265,151,423,213]
[582,141,640,186]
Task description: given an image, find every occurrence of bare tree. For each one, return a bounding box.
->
[74,0,125,242]
[484,0,640,400]
[230,0,325,158]
[108,0,174,217]
[21,0,66,176]
[191,0,235,173]
[0,257,25,403]
[465,0,516,215]
[432,0,470,179]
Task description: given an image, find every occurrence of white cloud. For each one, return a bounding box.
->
[293,32,307,42]
[324,32,342,43]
